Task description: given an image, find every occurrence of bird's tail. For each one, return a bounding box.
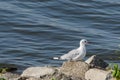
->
[53,57,60,60]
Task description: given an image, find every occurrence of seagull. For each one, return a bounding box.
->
[53,39,88,61]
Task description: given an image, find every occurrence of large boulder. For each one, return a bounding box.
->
[85,68,112,80]
[85,55,108,69]
[60,61,89,80]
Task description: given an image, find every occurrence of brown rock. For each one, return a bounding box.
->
[60,61,89,80]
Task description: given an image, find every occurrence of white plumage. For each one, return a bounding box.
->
[53,39,88,61]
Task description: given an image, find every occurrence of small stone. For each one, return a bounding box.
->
[85,55,108,69]
[85,68,112,80]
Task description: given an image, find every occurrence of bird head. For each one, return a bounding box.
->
[80,39,88,46]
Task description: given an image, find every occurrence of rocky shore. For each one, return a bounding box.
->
[0,55,115,80]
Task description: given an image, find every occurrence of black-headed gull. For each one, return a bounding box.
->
[53,39,88,61]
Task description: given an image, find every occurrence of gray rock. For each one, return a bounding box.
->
[85,68,112,80]
[39,72,72,80]
[0,72,20,80]
[60,61,89,80]
[18,77,40,80]
[21,67,56,78]
[26,77,39,80]
[19,71,72,80]
[20,66,73,80]
[85,55,108,69]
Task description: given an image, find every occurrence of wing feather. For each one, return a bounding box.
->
[60,49,79,60]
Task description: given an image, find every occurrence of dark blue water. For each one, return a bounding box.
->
[0,0,120,70]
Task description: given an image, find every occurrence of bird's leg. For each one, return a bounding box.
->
[67,59,73,62]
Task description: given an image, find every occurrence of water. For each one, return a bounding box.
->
[0,0,120,71]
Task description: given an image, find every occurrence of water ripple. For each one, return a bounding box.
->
[0,0,120,71]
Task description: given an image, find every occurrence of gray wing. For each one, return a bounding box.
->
[60,49,79,60]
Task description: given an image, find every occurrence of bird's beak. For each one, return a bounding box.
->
[87,41,92,44]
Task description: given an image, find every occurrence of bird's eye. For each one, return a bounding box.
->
[84,41,87,43]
